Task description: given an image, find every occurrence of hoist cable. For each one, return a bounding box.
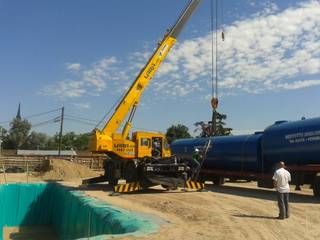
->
[210,0,215,98]
[215,0,218,99]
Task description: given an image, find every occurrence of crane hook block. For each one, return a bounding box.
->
[211,97,218,109]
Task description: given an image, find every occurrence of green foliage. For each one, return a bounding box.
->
[59,132,90,151]
[1,118,90,150]
[0,126,8,141]
[194,111,232,137]
[0,126,7,137]
[23,131,49,150]
[39,132,90,151]
[166,124,192,144]
[6,118,31,149]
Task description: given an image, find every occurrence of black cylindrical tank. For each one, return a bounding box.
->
[262,117,320,170]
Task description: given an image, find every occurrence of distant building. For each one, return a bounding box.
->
[16,103,21,119]
[17,150,77,156]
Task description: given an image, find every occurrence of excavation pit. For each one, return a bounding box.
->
[0,183,157,240]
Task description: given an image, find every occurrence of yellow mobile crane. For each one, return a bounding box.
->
[84,0,203,190]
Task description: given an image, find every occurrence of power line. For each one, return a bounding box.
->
[64,117,97,126]
[64,114,98,123]
[0,108,61,125]
[31,116,60,129]
[24,108,62,119]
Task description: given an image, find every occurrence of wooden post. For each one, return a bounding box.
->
[90,158,94,169]
[26,156,29,183]
[2,160,7,184]
[58,107,65,156]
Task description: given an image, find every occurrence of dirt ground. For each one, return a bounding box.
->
[80,182,320,240]
[1,169,320,240]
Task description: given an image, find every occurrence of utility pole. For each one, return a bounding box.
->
[0,127,3,158]
[58,107,64,156]
[0,139,2,158]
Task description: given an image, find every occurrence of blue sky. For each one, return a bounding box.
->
[0,0,319,136]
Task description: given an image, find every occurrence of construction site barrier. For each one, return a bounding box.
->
[0,157,50,172]
[0,156,106,171]
[185,180,205,190]
[0,183,157,239]
[114,183,142,193]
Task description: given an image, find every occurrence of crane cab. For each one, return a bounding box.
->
[132,132,171,159]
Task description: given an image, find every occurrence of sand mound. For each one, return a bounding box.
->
[41,159,99,181]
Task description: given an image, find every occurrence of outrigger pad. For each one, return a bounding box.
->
[185,180,205,190]
[114,182,142,193]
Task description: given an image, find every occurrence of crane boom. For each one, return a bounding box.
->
[102,0,201,137]
[91,0,201,154]
[85,0,203,190]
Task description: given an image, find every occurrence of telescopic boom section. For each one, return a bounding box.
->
[93,0,201,151]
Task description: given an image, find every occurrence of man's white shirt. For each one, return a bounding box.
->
[272,168,291,193]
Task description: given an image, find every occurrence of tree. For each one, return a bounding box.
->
[6,118,31,149]
[0,126,7,139]
[194,111,232,137]
[166,124,192,144]
[60,132,90,151]
[45,132,90,151]
[0,126,7,150]
[46,135,59,150]
[23,131,49,150]
[73,133,90,151]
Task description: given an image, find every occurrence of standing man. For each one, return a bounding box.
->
[272,161,291,219]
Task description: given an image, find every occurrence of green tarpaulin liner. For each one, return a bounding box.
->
[0,183,157,240]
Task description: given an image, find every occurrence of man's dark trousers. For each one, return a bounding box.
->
[277,192,289,218]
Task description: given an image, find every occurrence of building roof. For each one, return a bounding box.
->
[17,150,77,156]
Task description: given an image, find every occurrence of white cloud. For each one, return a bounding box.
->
[41,57,123,98]
[41,1,320,100]
[40,80,86,98]
[72,102,91,109]
[276,79,320,90]
[148,0,320,97]
[66,63,81,72]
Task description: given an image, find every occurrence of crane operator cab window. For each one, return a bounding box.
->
[140,138,150,147]
[152,137,162,158]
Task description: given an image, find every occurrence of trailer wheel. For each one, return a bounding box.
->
[212,177,225,186]
[161,185,177,190]
[124,161,138,183]
[313,175,320,198]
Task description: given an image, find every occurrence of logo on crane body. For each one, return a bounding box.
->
[144,63,156,79]
[114,143,135,154]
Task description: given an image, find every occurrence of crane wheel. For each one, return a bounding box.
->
[105,162,119,186]
[124,161,138,183]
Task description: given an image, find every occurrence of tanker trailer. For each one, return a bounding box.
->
[171,133,263,185]
[171,117,320,197]
[261,117,320,196]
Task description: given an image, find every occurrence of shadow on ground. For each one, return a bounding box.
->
[206,184,320,204]
[232,214,278,220]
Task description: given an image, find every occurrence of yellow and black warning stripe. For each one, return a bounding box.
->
[185,180,205,190]
[114,182,141,193]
